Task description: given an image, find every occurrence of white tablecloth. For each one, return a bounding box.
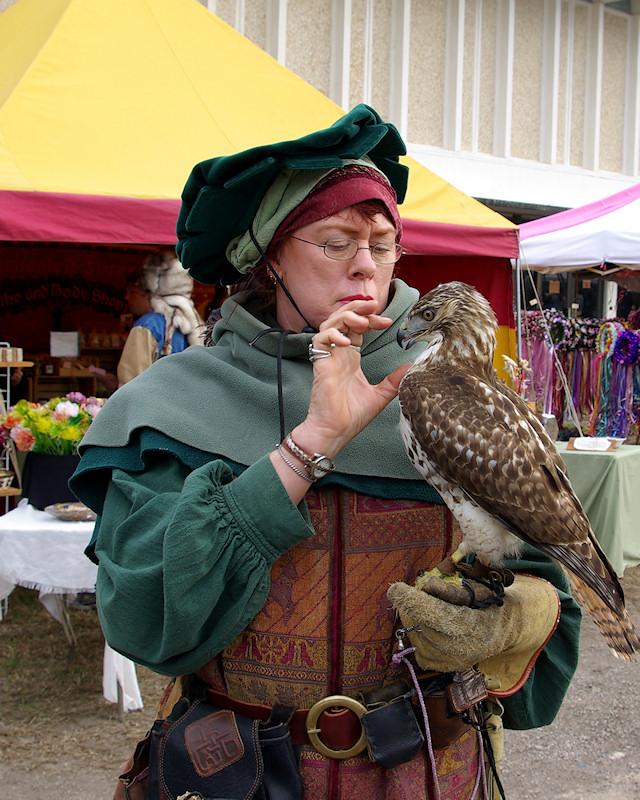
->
[0,500,97,595]
[0,500,142,711]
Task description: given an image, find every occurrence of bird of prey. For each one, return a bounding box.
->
[396,281,639,659]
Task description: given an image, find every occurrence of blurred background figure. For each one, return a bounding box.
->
[116,252,205,385]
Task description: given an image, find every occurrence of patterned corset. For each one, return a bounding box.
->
[197,487,481,800]
[199,487,452,704]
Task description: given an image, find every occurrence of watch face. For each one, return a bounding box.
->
[311,456,334,477]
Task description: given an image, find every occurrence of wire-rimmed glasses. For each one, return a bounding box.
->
[288,236,403,265]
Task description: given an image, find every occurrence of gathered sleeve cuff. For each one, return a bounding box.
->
[93,453,314,676]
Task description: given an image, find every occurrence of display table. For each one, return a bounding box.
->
[555,443,640,577]
[0,500,142,712]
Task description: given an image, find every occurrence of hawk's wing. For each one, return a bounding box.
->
[399,366,624,614]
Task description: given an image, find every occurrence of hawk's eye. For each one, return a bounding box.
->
[422,309,435,322]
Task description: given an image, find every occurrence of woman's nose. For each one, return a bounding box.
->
[349,246,377,278]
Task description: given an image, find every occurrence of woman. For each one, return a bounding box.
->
[72,106,580,800]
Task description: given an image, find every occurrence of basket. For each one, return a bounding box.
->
[0,469,15,489]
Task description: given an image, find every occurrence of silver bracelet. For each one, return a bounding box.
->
[284,434,336,480]
[277,444,314,482]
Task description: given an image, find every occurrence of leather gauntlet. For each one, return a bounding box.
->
[387,574,561,696]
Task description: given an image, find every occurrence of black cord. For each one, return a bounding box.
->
[474,704,507,800]
[247,225,317,333]
[249,328,290,442]
[247,224,319,443]
[481,722,507,800]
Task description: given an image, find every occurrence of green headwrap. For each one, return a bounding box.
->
[176,104,408,285]
[226,157,384,274]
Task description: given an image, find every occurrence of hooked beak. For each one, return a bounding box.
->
[396,326,416,350]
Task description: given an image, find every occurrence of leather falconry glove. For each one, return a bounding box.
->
[387,572,560,695]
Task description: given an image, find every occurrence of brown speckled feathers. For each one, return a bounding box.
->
[398,282,639,659]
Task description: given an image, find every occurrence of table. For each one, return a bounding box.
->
[0,500,143,712]
[555,443,640,577]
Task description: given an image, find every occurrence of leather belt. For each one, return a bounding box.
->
[206,686,470,760]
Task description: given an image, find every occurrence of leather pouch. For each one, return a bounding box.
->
[148,697,263,800]
[116,695,302,800]
[257,718,303,800]
[361,696,424,769]
[447,668,488,714]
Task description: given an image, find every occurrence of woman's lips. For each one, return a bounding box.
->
[339,294,374,303]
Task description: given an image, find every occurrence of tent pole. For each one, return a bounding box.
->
[515,259,522,361]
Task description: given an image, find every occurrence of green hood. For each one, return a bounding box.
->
[79,279,423,480]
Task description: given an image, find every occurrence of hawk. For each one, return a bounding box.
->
[397,281,639,660]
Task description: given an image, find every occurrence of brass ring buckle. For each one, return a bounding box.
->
[306,695,368,760]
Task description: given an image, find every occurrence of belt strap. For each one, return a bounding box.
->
[206,688,469,754]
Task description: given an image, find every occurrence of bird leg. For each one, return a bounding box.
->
[416,550,514,608]
[428,547,466,578]
[456,560,515,609]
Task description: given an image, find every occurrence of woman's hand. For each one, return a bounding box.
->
[293,299,411,458]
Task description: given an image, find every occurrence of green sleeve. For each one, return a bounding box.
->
[92,452,314,676]
[501,544,582,729]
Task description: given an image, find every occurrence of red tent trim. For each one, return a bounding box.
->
[401,218,519,259]
[1,191,519,262]
[0,190,180,244]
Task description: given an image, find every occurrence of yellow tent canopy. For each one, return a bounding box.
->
[0,0,516,254]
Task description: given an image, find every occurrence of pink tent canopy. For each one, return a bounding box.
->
[519,183,640,272]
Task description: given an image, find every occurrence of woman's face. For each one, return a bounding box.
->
[273,206,397,331]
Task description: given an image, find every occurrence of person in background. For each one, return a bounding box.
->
[9,367,29,402]
[71,106,580,800]
[116,252,204,385]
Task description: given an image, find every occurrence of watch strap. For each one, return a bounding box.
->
[284,434,335,477]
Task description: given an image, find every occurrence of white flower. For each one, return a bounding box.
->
[54,400,80,419]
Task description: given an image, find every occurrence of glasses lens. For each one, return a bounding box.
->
[323,240,358,260]
[321,239,403,263]
[370,243,402,264]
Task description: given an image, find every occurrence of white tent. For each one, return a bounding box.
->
[518,183,640,274]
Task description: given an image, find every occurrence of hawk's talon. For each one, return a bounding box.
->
[462,574,506,609]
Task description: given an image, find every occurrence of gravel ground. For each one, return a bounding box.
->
[2,567,640,799]
[501,564,640,799]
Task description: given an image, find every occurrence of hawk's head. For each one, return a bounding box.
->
[397,281,497,369]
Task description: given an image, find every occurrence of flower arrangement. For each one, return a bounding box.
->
[0,392,105,455]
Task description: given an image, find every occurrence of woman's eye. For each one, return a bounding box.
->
[325,240,352,253]
[372,243,393,254]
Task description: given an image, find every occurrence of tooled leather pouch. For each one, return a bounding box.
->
[361,696,424,769]
[147,698,263,800]
[447,668,488,714]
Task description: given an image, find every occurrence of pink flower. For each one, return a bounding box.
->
[84,402,102,418]
[66,392,86,404]
[10,426,36,452]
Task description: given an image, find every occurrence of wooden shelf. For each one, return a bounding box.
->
[0,361,34,368]
[0,487,21,497]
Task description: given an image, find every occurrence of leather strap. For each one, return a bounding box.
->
[206,688,470,754]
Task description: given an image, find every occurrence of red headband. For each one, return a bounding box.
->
[271,166,402,249]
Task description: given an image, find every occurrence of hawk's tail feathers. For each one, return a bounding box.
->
[567,572,640,661]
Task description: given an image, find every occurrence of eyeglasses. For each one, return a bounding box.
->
[288,236,403,265]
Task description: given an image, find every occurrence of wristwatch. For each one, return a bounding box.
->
[284,434,336,481]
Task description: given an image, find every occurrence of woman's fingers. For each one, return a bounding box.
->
[313,327,354,350]
[318,299,393,341]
